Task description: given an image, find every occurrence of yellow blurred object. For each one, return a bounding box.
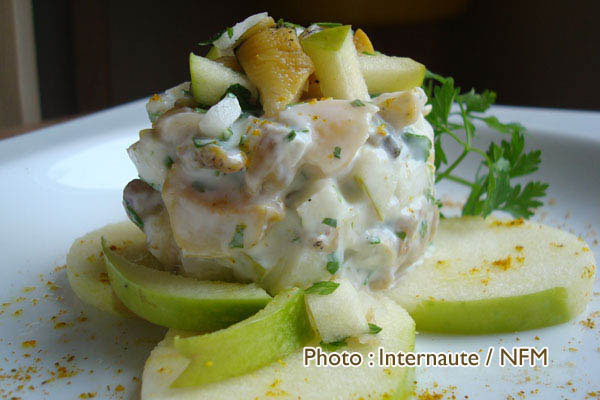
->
[237,27,314,117]
[353,29,375,54]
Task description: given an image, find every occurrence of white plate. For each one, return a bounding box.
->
[0,100,598,399]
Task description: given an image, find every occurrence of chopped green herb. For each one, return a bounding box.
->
[326,253,340,274]
[226,27,234,39]
[362,51,376,56]
[424,71,548,218]
[333,146,341,159]
[165,156,174,169]
[214,170,221,177]
[228,224,246,248]
[124,201,144,230]
[368,323,382,334]
[276,19,304,30]
[193,107,208,113]
[286,130,296,142]
[396,231,407,240]
[368,236,381,245]
[305,281,340,295]
[182,88,192,96]
[419,221,428,238]
[402,129,432,162]
[193,138,217,148]
[198,29,226,46]
[315,22,342,28]
[350,99,365,107]
[300,128,310,133]
[320,339,347,351]
[221,128,233,141]
[222,84,261,115]
[322,218,337,228]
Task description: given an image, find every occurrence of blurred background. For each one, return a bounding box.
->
[1,0,598,135]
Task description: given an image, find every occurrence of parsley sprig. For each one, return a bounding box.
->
[424,71,548,219]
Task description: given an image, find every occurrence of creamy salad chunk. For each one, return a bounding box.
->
[125,84,437,292]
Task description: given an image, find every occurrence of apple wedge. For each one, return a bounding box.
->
[66,221,158,317]
[386,217,596,334]
[141,294,415,399]
[189,53,257,106]
[170,288,313,388]
[359,53,425,95]
[102,239,271,331]
[301,25,369,100]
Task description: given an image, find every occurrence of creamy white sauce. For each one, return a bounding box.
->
[128,86,438,292]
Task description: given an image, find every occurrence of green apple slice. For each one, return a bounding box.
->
[189,53,257,106]
[386,217,596,333]
[102,239,271,331]
[301,25,369,100]
[141,294,415,399]
[170,288,313,388]
[359,53,425,95]
[66,221,160,317]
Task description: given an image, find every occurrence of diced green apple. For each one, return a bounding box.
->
[353,146,399,220]
[305,278,368,342]
[359,54,425,95]
[170,288,313,388]
[66,221,150,317]
[205,45,222,60]
[386,217,596,333]
[196,94,241,138]
[141,294,415,399]
[295,178,349,238]
[301,25,369,100]
[189,53,257,106]
[102,239,271,331]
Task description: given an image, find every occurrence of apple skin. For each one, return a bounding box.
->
[410,287,570,334]
[301,25,369,100]
[141,294,415,399]
[189,53,257,105]
[102,239,271,332]
[358,54,425,95]
[386,217,596,334]
[170,287,314,388]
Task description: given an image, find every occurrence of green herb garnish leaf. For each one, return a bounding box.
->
[350,99,365,107]
[124,201,144,230]
[424,71,548,219]
[333,146,341,159]
[286,130,296,142]
[326,253,340,274]
[198,29,226,46]
[320,339,347,351]
[305,281,340,295]
[322,218,337,228]
[222,84,261,115]
[368,323,382,334]
[402,129,432,162]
